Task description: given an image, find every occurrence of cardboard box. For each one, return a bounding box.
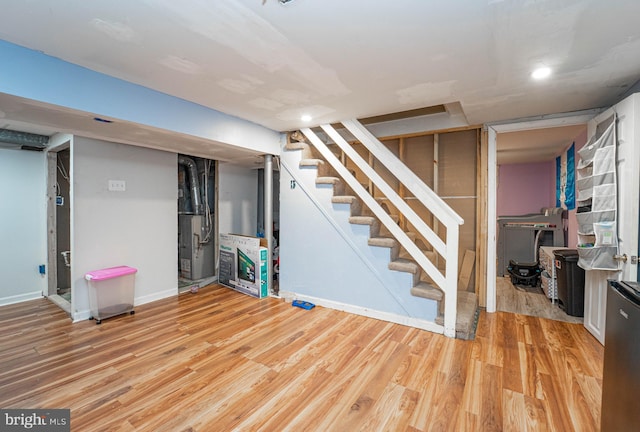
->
[219,234,268,298]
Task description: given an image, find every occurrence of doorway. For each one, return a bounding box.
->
[177,154,217,292]
[486,111,596,319]
[46,143,72,315]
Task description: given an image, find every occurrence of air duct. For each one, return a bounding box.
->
[178,155,203,215]
[0,128,49,150]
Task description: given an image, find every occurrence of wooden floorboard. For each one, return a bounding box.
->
[0,284,603,431]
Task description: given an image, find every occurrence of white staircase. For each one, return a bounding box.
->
[281,121,478,339]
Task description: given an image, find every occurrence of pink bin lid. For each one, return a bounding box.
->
[85,266,137,281]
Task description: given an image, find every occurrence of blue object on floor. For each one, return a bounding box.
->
[292,300,315,310]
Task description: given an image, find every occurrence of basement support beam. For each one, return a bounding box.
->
[264,154,274,294]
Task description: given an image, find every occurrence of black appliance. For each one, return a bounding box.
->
[506,260,540,287]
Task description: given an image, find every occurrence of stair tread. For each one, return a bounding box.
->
[349,215,377,225]
[316,176,341,184]
[399,249,437,261]
[368,237,397,248]
[332,195,357,204]
[388,258,419,274]
[285,141,306,151]
[299,158,324,167]
[410,282,443,301]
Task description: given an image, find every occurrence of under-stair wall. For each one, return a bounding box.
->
[279,140,442,331]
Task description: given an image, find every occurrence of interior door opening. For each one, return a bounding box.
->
[56,148,71,302]
[46,144,72,315]
[489,117,592,321]
[177,154,217,292]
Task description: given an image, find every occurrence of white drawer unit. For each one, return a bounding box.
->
[540,271,557,300]
[539,246,571,303]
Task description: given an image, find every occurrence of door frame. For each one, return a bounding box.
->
[484,109,601,312]
[46,138,72,313]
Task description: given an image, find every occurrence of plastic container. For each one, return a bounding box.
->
[85,266,137,324]
[554,250,585,317]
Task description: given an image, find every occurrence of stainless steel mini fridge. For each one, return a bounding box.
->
[601,280,640,431]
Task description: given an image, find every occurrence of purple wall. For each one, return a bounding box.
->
[497,161,555,216]
[496,128,589,249]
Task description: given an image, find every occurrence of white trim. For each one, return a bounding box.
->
[0,291,43,306]
[280,290,444,334]
[73,288,178,322]
[135,288,177,306]
[486,127,498,313]
[487,109,601,133]
[485,110,597,312]
[72,309,92,322]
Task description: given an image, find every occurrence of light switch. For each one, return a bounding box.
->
[108,180,126,192]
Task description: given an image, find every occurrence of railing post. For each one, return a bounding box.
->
[444,224,459,337]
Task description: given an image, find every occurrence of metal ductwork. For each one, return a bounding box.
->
[0,128,49,150]
[178,155,203,215]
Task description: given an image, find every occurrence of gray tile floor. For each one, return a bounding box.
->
[496,276,583,324]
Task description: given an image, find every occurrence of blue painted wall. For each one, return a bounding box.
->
[0,39,280,154]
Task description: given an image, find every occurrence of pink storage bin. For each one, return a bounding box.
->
[85,266,137,324]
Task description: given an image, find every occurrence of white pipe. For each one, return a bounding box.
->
[264,155,274,294]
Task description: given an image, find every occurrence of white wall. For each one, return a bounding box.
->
[218,163,258,236]
[72,137,177,320]
[0,148,47,305]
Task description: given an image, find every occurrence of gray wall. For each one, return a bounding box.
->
[72,137,178,320]
[0,148,47,305]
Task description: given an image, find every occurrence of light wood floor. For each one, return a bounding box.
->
[497,276,584,324]
[0,284,603,431]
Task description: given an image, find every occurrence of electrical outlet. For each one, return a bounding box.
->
[108,180,126,192]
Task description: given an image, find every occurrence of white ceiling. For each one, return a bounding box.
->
[497,123,587,164]
[1,0,640,163]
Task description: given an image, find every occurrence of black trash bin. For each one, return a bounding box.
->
[554,249,585,317]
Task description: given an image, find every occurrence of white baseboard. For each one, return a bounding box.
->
[73,288,178,322]
[0,290,43,307]
[135,288,178,306]
[280,291,444,334]
[73,309,92,322]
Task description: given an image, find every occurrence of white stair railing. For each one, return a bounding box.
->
[320,124,446,287]
[341,120,463,337]
[301,121,463,337]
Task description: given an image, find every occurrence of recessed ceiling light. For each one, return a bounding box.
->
[301,114,312,122]
[531,67,551,80]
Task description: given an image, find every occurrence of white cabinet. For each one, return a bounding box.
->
[583,271,614,345]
